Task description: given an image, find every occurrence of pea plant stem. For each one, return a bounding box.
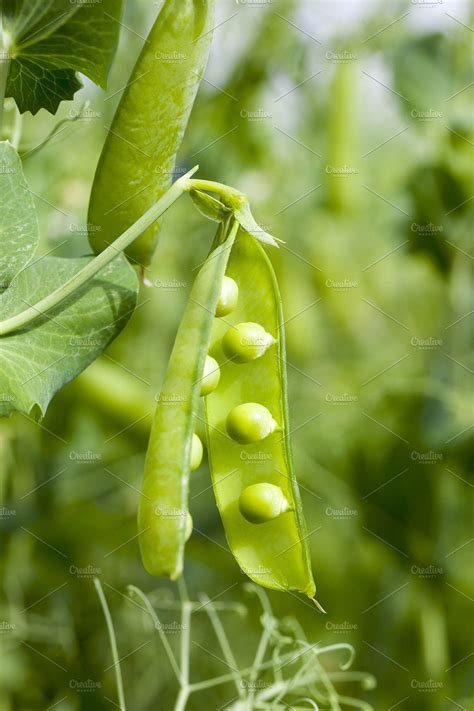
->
[127,585,182,684]
[175,577,191,711]
[10,108,22,150]
[94,578,127,711]
[0,166,199,337]
[198,594,245,700]
[186,178,243,206]
[0,16,11,137]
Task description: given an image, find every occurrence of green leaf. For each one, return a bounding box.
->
[4,0,123,115]
[393,34,451,118]
[5,61,82,117]
[0,141,138,418]
[0,141,39,291]
[2,1,78,43]
[0,254,138,418]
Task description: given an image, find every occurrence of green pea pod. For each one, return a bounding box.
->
[205,233,317,599]
[88,0,215,266]
[138,219,239,578]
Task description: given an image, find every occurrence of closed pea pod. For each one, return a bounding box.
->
[88,0,215,266]
[205,233,316,599]
[138,218,239,578]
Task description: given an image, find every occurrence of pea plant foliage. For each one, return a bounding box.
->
[0,0,133,417]
[1,0,122,114]
[0,139,138,417]
[1,0,317,604]
[0,3,378,708]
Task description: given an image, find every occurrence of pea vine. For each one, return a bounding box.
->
[95,578,375,711]
[0,3,377,707]
[0,3,280,419]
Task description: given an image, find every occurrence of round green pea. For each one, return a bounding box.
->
[226,402,279,444]
[190,433,203,471]
[222,322,275,363]
[200,355,220,396]
[239,483,290,524]
[185,512,193,541]
[216,276,239,317]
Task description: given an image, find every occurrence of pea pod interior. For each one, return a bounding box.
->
[205,233,316,598]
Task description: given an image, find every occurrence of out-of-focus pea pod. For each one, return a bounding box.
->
[88,0,215,266]
[138,218,239,579]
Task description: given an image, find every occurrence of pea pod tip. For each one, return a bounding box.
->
[313,597,327,614]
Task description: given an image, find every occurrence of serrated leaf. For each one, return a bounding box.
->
[0,141,138,418]
[0,254,138,418]
[2,1,78,44]
[6,60,82,116]
[5,0,123,115]
[0,141,39,291]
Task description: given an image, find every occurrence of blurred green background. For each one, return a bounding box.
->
[1,0,473,709]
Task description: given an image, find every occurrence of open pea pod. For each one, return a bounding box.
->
[138,219,238,578]
[205,233,316,599]
[139,207,316,599]
[88,0,215,266]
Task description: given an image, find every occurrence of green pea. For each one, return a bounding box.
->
[200,355,220,396]
[222,322,275,363]
[239,483,290,524]
[226,402,279,444]
[190,433,203,471]
[216,276,239,317]
[185,512,193,542]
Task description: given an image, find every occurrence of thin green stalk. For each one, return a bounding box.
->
[0,166,198,337]
[94,578,127,711]
[198,594,245,700]
[0,14,11,137]
[186,178,243,207]
[258,669,320,701]
[127,585,181,683]
[21,103,86,159]
[246,586,275,710]
[175,577,191,711]
[186,648,321,693]
[269,655,316,707]
[153,600,246,614]
[310,654,342,711]
[247,625,272,709]
[10,107,22,150]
